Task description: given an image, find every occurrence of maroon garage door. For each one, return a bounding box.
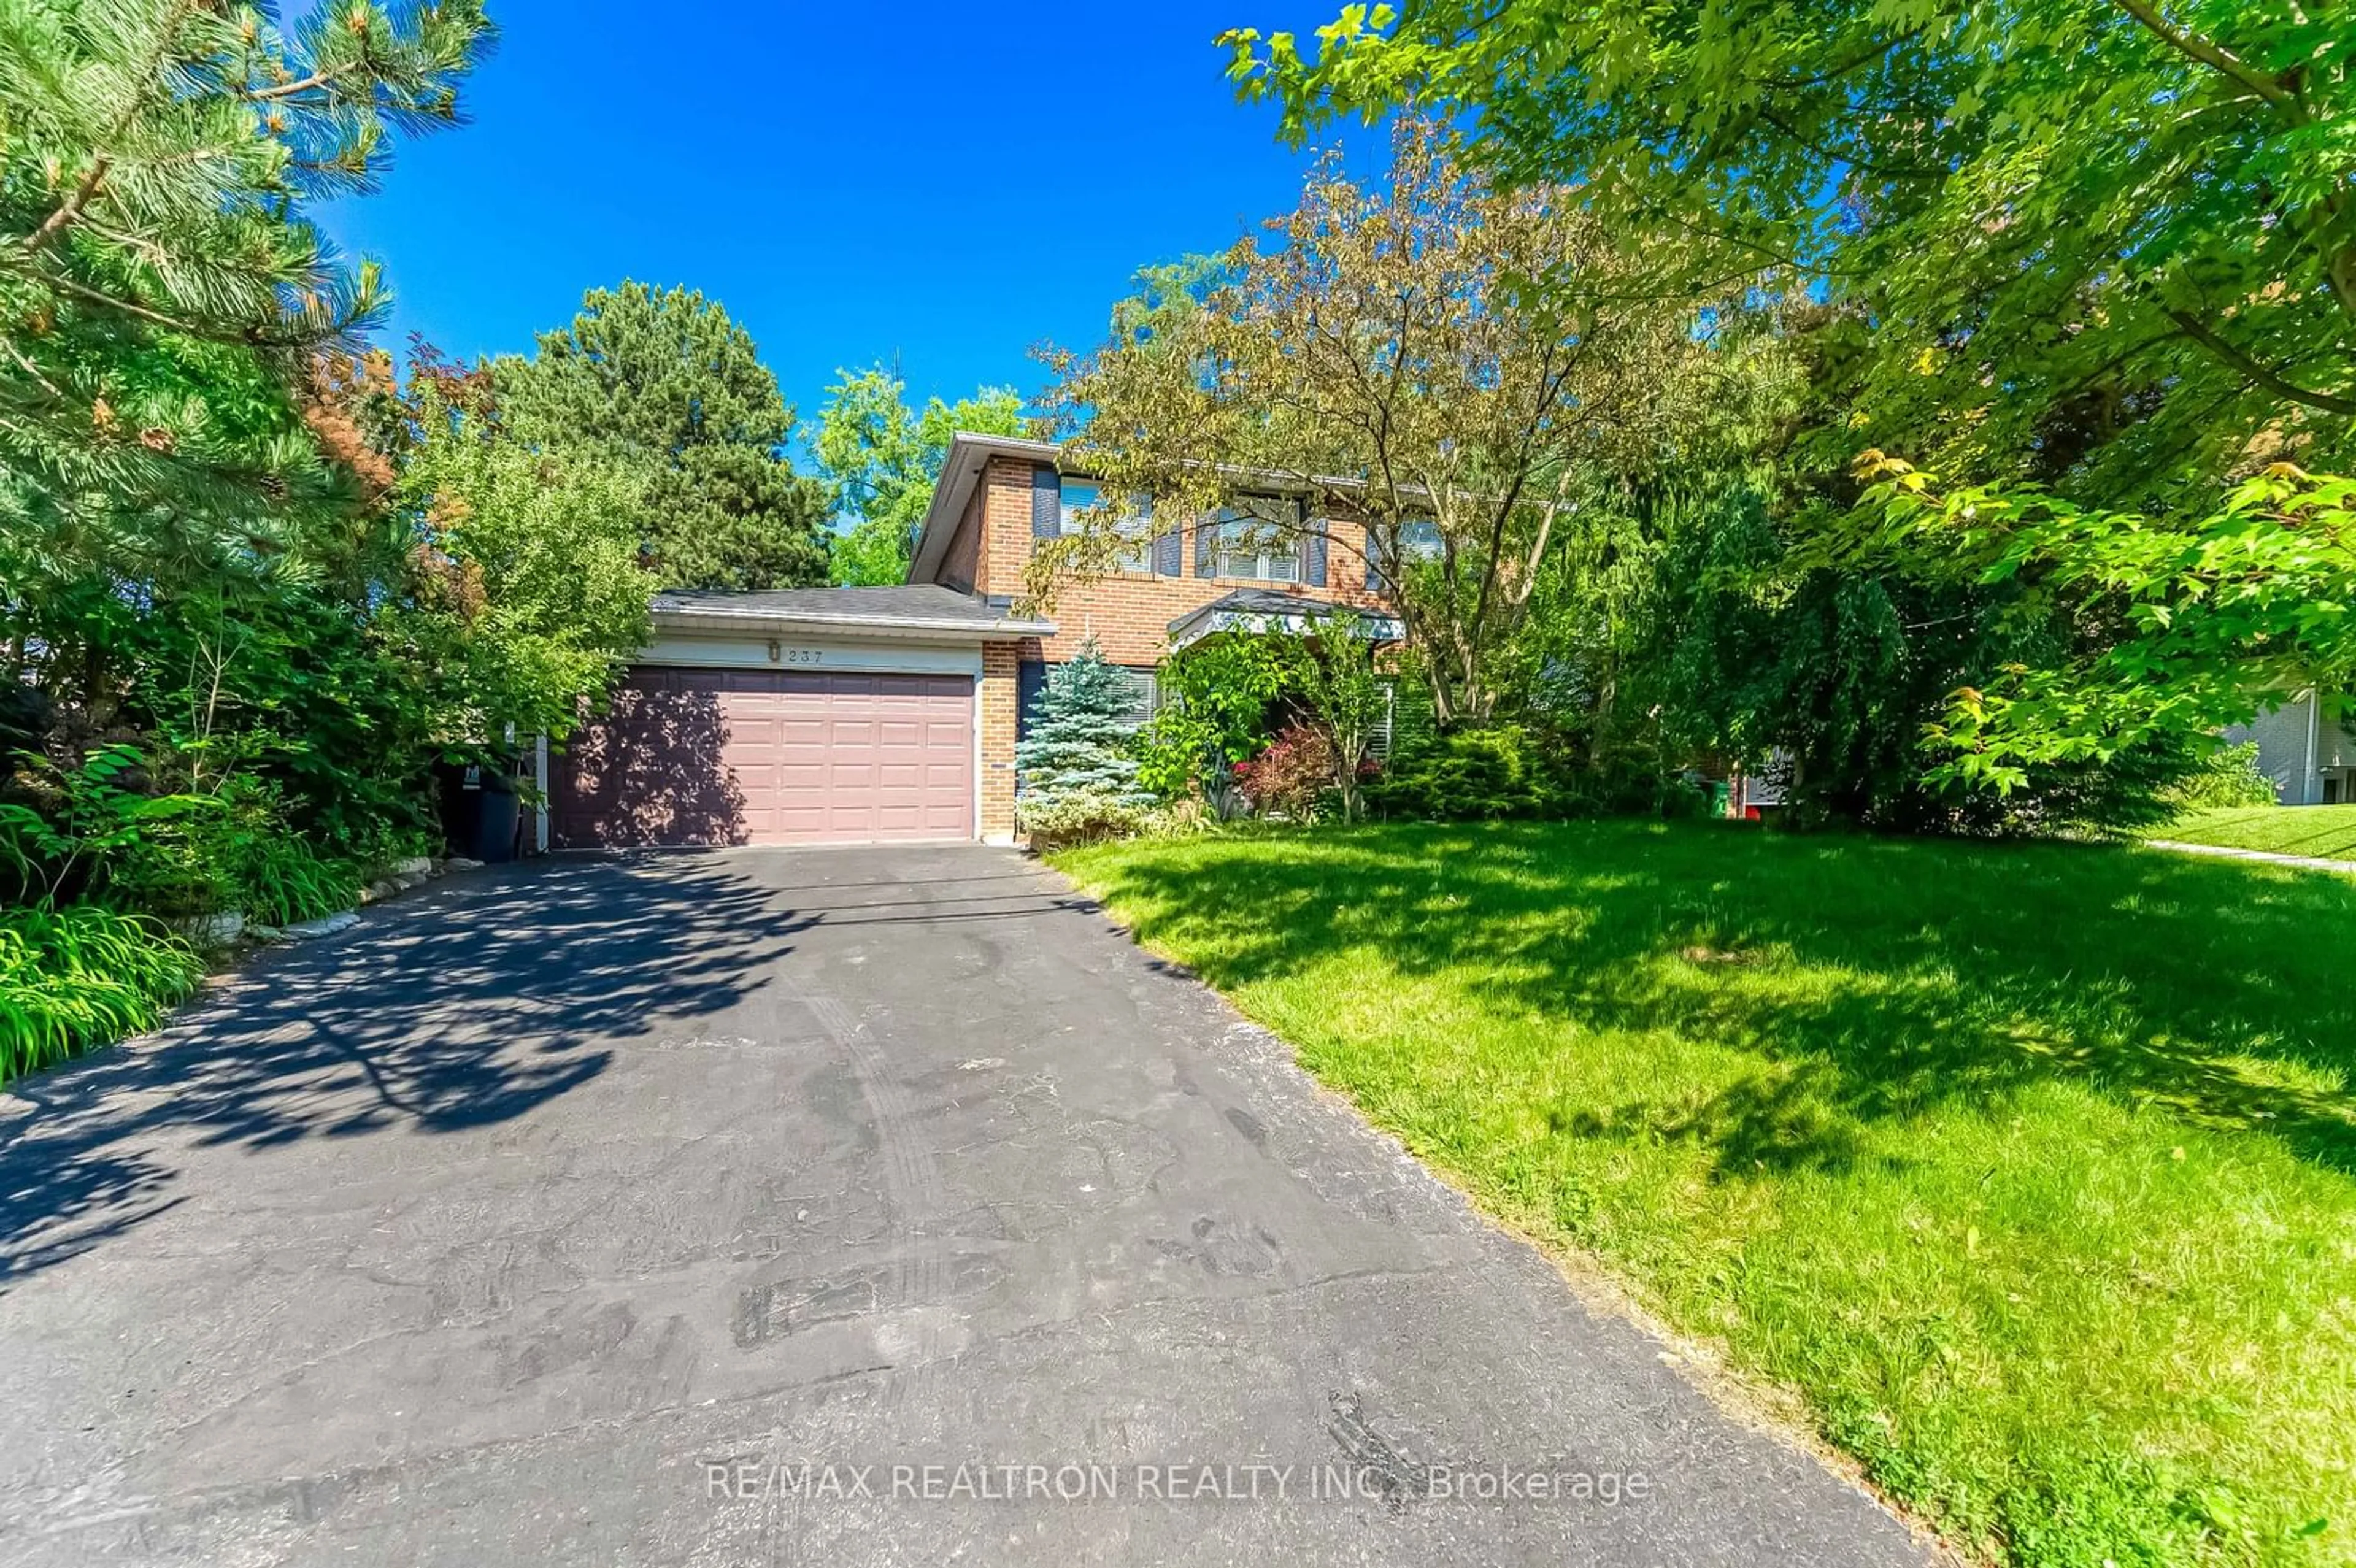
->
[552,667,974,847]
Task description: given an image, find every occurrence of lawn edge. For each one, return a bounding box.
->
[1050,850,1977,1568]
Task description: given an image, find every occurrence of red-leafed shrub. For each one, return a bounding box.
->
[1235,724,1338,820]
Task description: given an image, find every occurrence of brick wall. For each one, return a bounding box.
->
[977,457,1036,602]
[959,455,1403,831]
[974,456,1394,665]
[978,642,1020,839]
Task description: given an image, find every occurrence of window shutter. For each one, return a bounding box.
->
[1120,668,1157,731]
[1031,466,1060,539]
[1153,521,1182,577]
[1303,522,1328,588]
[1196,514,1217,577]
[1016,660,1050,737]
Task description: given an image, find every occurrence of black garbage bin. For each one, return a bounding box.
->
[470,772,521,863]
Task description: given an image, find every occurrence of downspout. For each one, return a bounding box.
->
[2305,688,2323,805]
[534,732,550,853]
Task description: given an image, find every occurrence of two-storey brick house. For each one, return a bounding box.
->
[547,432,1398,850]
[907,434,1397,839]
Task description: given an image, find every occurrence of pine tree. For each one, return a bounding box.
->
[0,0,492,536]
[494,282,830,592]
[1014,641,1150,809]
[0,0,491,729]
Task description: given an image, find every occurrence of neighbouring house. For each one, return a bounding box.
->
[2225,690,2356,805]
[549,433,1400,848]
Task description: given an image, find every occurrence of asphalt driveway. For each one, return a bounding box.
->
[0,845,1931,1566]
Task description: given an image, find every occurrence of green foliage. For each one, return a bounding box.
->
[1228,1,2355,826]
[1044,120,1793,725]
[105,771,360,924]
[1139,636,1301,802]
[1226,0,2356,500]
[1847,462,2356,796]
[1365,723,1711,823]
[225,832,360,928]
[1365,725,1569,821]
[495,282,830,590]
[1134,708,1224,804]
[0,0,492,536]
[388,383,655,750]
[1013,790,1157,853]
[0,901,201,1085]
[0,2,660,1078]
[1014,641,1150,821]
[1293,613,1391,821]
[1553,468,2200,836]
[2165,744,2282,813]
[0,742,216,904]
[812,366,1028,585]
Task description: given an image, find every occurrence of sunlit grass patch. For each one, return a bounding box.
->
[1058,821,2356,1567]
[2158,806,2356,863]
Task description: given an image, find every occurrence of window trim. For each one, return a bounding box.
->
[1054,478,1154,573]
[1366,515,1442,591]
[1204,496,1304,583]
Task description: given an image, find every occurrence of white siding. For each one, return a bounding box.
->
[637,632,983,677]
[2223,691,2355,804]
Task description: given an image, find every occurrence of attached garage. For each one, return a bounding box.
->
[550,586,1052,850]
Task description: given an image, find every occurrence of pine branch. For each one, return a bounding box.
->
[18,157,112,253]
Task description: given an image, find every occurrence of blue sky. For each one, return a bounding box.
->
[319,0,1376,431]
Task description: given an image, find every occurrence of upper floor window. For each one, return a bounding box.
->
[1366,517,1442,590]
[1053,478,1152,572]
[1204,498,1303,582]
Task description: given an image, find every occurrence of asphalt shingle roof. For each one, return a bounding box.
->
[650,585,1041,630]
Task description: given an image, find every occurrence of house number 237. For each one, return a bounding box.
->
[768,642,823,666]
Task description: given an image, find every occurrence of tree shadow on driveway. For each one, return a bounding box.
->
[0,854,807,1289]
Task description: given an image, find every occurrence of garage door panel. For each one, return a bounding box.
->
[554,666,974,847]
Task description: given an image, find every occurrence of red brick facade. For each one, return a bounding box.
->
[923,452,1402,838]
[977,641,1020,839]
[941,455,1393,666]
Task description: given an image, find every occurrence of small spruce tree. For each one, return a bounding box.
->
[1015,640,1150,810]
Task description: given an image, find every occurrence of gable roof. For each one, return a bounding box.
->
[1166,588,1404,652]
[905,431,1419,588]
[907,432,1063,586]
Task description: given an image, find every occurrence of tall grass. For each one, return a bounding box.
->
[234,836,361,927]
[0,902,203,1085]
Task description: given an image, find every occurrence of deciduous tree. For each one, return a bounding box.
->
[1225,0,2356,501]
[387,382,653,753]
[1848,458,2356,795]
[812,366,1029,586]
[1042,120,1788,727]
[1226,3,2355,797]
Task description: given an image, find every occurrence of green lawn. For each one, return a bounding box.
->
[1055,822,2356,1567]
[2157,805,2356,863]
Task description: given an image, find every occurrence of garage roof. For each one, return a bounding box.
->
[651,585,1054,641]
